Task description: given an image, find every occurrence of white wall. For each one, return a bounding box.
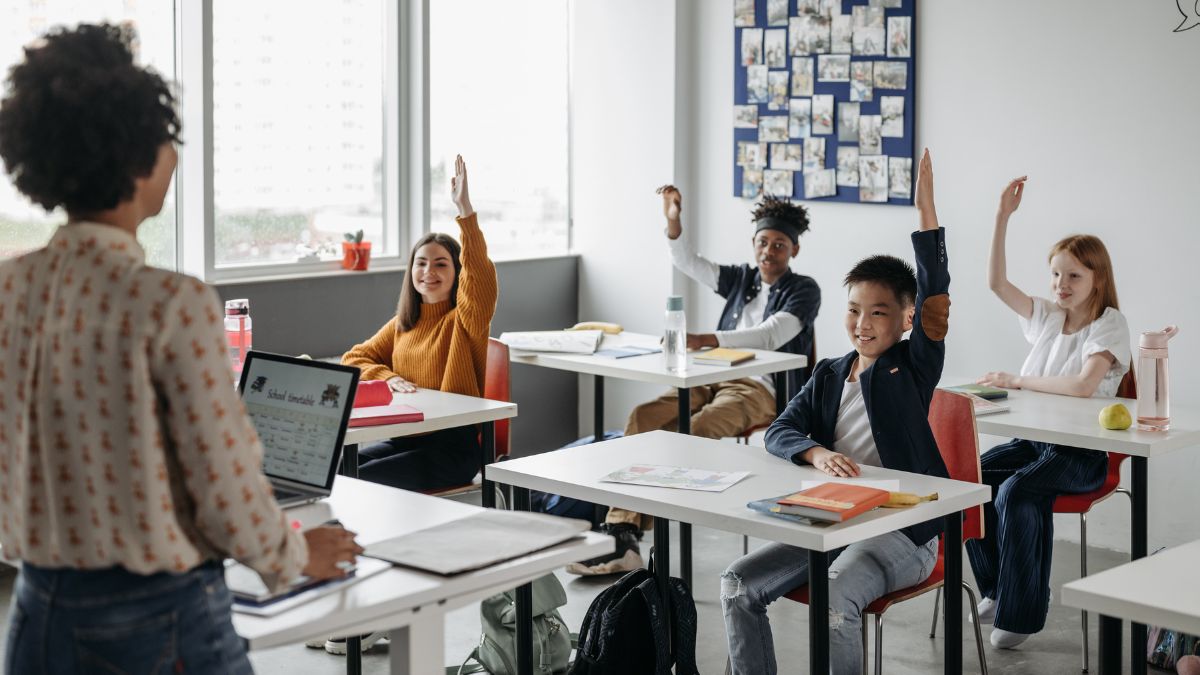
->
[672,0,1200,553]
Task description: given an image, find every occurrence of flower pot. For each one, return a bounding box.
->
[341,241,371,271]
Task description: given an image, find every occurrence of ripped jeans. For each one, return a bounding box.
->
[721,531,938,675]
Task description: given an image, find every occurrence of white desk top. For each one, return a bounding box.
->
[510,331,807,388]
[1061,538,1200,635]
[343,389,517,447]
[233,477,611,650]
[486,430,990,552]
[941,378,1200,457]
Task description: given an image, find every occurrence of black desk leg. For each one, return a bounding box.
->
[481,421,496,509]
[943,511,963,675]
[675,386,693,589]
[594,375,605,442]
[653,516,673,628]
[1131,456,1148,675]
[1099,614,1122,675]
[808,549,830,675]
[513,486,534,675]
[340,443,359,478]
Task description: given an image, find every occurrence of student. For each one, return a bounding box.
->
[0,24,360,674]
[721,150,947,674]
[341,155,498,492]
[569,186,821,576]
[966,176,1131,649]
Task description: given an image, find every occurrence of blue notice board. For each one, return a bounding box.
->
[733,0,916,206]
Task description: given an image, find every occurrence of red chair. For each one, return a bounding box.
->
[777,390,989,675]
[1051,367,1135,673]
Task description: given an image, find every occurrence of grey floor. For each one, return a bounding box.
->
[0,497,1173,674]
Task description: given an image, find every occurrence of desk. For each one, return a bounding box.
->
[948,382,1200,674]
[340,388,517,509]
[1062,539,1200,674]
[234,476,612,675]
[486,431,990,674]
[511,331,807,584]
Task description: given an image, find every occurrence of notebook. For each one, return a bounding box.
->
[963,392,1010,416]
[693,347,756,366]
[748,482,891,524]
[942,383,1009,400]
[238,351,359,507]
[225,556,391,616]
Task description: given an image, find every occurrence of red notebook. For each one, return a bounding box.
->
[774,483,891,523]
[349,381,423,426]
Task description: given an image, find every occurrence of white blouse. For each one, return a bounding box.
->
[1018,297,1131,398]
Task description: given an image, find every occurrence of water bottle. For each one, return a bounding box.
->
[224,298,253,375]
[664,295,687,373]
[1136,325,1178,431]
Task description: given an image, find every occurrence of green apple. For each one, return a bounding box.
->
[1098,403,1132,430]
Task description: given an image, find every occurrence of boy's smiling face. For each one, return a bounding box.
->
[844,281,914,360]
[751,228,799,284]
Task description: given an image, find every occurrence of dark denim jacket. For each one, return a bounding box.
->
[764,227,951,547]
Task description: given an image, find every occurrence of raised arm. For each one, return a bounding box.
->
[658,184,721,292]
[907,149,951,387]
[989,177,1034,319]
[451,155,498,335]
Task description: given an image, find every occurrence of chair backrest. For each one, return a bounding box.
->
[1116,363,1136,399]
[928,389,984,542]
[485,337,511,461]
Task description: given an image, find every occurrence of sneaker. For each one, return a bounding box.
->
[970,597,997,625]
[304,637,328,649]
[989,627,1031,649]
[323,632,389,655]
[565,522,644,576]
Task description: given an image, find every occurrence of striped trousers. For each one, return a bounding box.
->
[964,439,1107,634]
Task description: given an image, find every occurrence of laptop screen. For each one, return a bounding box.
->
[238,352,360,490]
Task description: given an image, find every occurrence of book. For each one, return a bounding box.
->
[499,330,603,354]
[348,402,423,427]
[962,392,1010,416]
[225,556,391,616]
[772,482,891,523]
[942,383,1008,400]
[693,347,756,366]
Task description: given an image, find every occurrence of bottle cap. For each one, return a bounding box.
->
[666,295,684,312]
[225,298,249,316]
[1139,325,1179,349]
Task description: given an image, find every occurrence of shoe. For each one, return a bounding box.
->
[990,627,1031,649]
[323,632,389,655]
[970,597,996,625]
[565,523,644,576]
[304,637,328,649]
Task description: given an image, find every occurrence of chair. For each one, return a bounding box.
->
[776,390,989,675]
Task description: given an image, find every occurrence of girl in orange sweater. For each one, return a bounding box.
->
[342,155,498,491]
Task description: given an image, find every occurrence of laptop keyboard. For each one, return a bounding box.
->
[274,487,304,503]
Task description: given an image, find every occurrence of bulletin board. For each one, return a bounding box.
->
[732,0,916,206]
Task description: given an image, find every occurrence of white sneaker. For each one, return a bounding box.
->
[323,632,389,655]
[990,627,1031,649]
[970,597,996,625]
[304,637,327,649]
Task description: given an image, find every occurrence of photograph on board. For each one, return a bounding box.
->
[837,146,861,186]
[804,168,837,198]
[771,143,804,171]
[880,95,905,137]
[764,169,794,197]
[837,101,861,142]
[811,94,835,135]
[859,114,882,154]
[788,98,812,138]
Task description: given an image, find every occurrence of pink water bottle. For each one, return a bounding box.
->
[224,299,253,375]
[1136,325,1178,431]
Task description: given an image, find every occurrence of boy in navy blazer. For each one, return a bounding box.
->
[721,150,950,675]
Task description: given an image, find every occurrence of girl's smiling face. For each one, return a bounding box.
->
[1049,251,1096,314]
[411,242,455,304]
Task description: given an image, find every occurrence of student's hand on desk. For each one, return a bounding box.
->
[302,525,364,580]
[655,184,683,239]
[977,371,1021,389]
[806,447,861,478]
[686,333,718,351]
[387,376,417,393]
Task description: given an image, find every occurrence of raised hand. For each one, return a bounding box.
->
[915,148,939,231]
[450,154,473,218]
[655,184,683,239]
[997,176,1027,221]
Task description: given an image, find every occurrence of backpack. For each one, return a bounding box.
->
[568,567,699,675]
[1147,625,1200,668]
[457,573,573,675]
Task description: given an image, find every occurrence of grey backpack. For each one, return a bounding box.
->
[456,573,573,675]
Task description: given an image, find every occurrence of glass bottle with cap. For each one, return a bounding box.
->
[664,295,687,373]
[224,299,253,375]
[1136,325,1178,431]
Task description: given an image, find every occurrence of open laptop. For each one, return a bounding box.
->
[237,351,360,508]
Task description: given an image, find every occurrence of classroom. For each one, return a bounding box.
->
[0,1,1197,674]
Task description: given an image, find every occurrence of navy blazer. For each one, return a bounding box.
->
[765,227,950,547]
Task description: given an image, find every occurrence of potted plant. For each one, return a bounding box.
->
[341,229,371,271]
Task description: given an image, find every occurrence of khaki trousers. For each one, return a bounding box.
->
[607,377,777,530]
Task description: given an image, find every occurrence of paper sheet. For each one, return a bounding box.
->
[601,464,751,492]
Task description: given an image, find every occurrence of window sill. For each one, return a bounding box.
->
[210,251,578,287]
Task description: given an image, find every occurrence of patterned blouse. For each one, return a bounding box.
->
[0,223,306,589]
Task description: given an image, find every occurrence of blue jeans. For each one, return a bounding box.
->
[722,531,938,675]
[5,561,252,675]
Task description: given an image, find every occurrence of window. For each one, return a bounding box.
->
[211,1,390,270]
[0,1,177,268]
[428,0,569,259]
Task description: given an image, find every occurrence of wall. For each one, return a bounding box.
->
[675,0,1200,552]
[216,256,580,457]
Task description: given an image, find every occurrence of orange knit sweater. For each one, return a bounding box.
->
[341,213,497,397]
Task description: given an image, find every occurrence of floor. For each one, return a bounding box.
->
[0,495,1172,674]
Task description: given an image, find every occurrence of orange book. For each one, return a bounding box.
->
[775,483,891,523]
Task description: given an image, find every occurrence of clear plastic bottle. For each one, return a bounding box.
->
[224,298,253,375]
[664,295,687,373]
[1136,325,1178,432]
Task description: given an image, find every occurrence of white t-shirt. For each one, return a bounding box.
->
[833,378,882,467]
[1018,297,1132,398]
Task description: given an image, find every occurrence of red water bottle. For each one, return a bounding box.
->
[224,299,253,375]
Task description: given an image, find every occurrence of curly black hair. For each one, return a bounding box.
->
[750,196,810,238]
[0,23,181,214]
[843,255,917,307]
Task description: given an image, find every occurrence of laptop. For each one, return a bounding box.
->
[237,351,360,507]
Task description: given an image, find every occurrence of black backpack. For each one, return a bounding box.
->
[568,567,699,675]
